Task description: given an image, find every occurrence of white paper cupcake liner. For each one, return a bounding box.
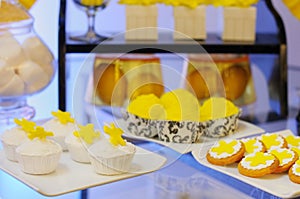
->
[1,141,18,162]
[16,152,61,175]
[89,153,135,176]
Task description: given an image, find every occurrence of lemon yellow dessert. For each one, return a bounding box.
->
[16,126,62,175]
[199,97,239,121]
[269,148,298,173]
[88,123,136,175]
[65,123,100,163]
[238,152,279,178]
[206,139,245,166]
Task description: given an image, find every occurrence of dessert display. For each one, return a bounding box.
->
[88,123,136,175]
[258,133,288,150]
[238,152,279,178]
[240,138,266,155]
[123,88,241,142]
[16,126,62,175]
[42,110,78,151]
[0,118,35,161]
[65,123,100,163]
[206,139,245,166]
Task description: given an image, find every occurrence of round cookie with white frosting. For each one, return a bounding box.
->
[289,160,300,184]
[269,148,298,173]
[206,139,245,166]
[238,152,279,178]
[241,138,266,155]
[258,133,287,150]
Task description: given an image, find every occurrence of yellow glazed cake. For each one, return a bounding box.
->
[206,139,245,166]
[88,123,136,175]
[238,152,279,178]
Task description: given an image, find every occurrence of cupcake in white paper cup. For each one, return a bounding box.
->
[88,123,136,175]
[0,118,35,161]
[65,123,100,164]
[42,110,78,151]
[16,126,62,175]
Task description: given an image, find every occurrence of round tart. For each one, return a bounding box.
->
[258,133,287,150]
[269,148,298,173]
[241,138,266,155]
[289,160,300,184]
[206,139,245,166]
[238,152,279,178]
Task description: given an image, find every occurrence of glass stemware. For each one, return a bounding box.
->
[70,0,111,44]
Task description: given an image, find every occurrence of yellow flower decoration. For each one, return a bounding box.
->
[260,134,282,150]
[269,149,293,165]
[73,124,101,145]
[14,118,36,133]
[295,160,300,173]
[245,152,275,167]
[27,126,54,141]
[103,123,126,146]
[81,0,104,6]
[285,135,300,147]
[52,110,75,125]
[243,139,259,153]
[211,140,238,155]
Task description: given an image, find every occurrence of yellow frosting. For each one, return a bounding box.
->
[243,139,260,154]
[27,126,53,141]
[199,97,239,121]
[211,140,238,155]
[295,160,300,173]
[14,118,36,133]
[244,152,275,167]
[211,0,259,7]
[260,134,283,150]
[81,0,103,6]
[285,135,300,147]
[73,124,100,145]
[269,149,293,166]
[51,110,75,125]
[119,0,158,5]
[103,123,126,146]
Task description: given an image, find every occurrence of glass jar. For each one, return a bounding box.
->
[0,1,55,123]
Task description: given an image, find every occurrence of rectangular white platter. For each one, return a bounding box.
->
[191,129,300,199]
[118,120,265,154]
[0,146,166,196]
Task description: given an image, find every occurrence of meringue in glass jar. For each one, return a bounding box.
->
[0,1,55,123]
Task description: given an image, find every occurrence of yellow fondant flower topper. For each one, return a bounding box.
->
[211,140,238,155]
[73,124,101,145]
[27,126,54,141]
[103,123,126,146]
[52,110,75,125]
[14,118,36,133]
[245,152,275,167]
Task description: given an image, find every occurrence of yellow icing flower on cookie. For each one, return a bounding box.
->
[103,123,126,146]
[244,152,275,167]
[243,139,259,154]
[73,124,100,145]
[52,110,75,125]
[14,118,36,132]
[285,135,300,148]
[27,126,53,141]
[269,149,293,165]
[295,160,300,173]
[260,134,282,150]
[211,140,238,155]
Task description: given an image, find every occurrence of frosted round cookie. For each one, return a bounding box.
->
[206,139,245,166]
[17,60,50,93]
[269,148,298,173]
[238,152,279,178]
[289,160,300,184]
[88,123,136,175]
[285,135,300,148]
[241,138,266,155]
[258,133,287,150]
[42,110,78,151]
[65,123,100,163]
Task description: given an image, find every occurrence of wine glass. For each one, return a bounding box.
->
[70,0,111,43]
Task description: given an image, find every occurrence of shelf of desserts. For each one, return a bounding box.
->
[0,111,166,196]
[65,32,282,54]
